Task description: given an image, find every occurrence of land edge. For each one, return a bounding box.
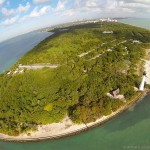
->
[1,22,150,142]
[0,90,149,142]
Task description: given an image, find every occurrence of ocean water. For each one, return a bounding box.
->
[0,19,150,150]
[0,31,53,73]
[119,18,150,30]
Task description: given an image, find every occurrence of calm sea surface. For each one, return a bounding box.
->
[0,31,53,73]
[0,19,150,150]
[119,18,150,30]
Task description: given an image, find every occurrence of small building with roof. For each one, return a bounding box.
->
[111,88,120,98]
[107,88,126,103]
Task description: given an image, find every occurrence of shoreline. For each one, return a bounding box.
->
[0,22,150,143]
[0,90,149,142]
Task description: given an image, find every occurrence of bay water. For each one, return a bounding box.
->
[0,31,53,73]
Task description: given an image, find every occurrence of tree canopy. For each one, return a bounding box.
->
[0,22,150,136]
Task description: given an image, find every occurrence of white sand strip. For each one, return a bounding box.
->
[145,61,150,84]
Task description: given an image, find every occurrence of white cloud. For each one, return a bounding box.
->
[72,0,150,18]
[19,5,51,23]
[62,8,76,16]
[19,15,29,22]
[29,6,50,17]
[33,0,51,4]
[56,0,68,11]
[125,0,150,4]
[17,2,30,13]
[0,0,5,6]
[68,0,102,17]
[1,16,18,26]
[1,8,15,16]
[85,0,97,8]
[109,0,150,13]
[118,1,150,9]
[53,0,77,17]
[1,2,30,17]
[74,0,103,8]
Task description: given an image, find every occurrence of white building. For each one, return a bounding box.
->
[139,75,146,91]
[100,18,118,22]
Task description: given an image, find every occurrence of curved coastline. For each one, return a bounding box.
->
[1,22,150,142]
[0,90,149,142]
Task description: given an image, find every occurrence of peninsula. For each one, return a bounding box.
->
[0,21,150,141]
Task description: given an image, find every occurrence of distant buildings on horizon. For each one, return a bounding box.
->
[73,18,118,25]
[41,18,118,32]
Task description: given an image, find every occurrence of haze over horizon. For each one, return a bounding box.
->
[0,0,150,42]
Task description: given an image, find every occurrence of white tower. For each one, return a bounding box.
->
[139,75,146,91]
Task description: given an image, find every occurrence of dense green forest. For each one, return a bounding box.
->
[0,22,150,136]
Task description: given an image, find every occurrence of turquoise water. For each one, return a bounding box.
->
[0,19,150,150]
[119,18,150,30]
[0,31,53,73]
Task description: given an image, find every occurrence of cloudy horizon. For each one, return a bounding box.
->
[0,0,150,42]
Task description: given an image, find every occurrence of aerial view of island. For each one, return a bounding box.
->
[0,19,150,141]
[0,0,150,150]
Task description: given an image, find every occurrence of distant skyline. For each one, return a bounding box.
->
[0,0,150,42]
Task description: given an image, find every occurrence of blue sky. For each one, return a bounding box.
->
[0,0,150,42]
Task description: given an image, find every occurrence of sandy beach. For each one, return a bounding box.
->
[0,91,147,142]
[145,60,150,84]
